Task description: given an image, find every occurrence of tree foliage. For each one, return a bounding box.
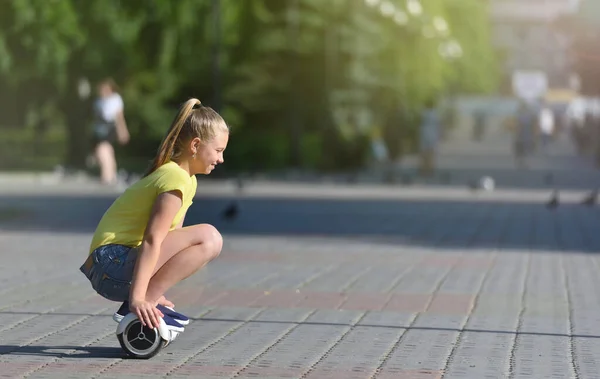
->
[0,0,500,173]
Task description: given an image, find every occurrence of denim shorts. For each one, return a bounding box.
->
[79,244,137,302]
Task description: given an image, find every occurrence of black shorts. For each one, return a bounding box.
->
[92,122,117,147]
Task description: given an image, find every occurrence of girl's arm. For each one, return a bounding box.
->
[129,190,182,328]
[115,110,130,145]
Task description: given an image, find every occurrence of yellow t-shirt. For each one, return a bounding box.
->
[89,161,197,254]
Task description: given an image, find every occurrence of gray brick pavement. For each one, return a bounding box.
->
[1,182,600,378]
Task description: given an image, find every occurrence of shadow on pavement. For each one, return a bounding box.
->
[1,193,599,253]
[0,345,124,359]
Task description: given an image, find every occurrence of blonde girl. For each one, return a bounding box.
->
[80,98,229,330]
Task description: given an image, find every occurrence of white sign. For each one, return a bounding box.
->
[512,70,548,101]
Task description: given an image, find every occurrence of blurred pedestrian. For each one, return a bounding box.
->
[513,99,536,169]
[472,110,486,141]
[566,96,587,155]
[538,101,555,152]
[419,98,441,177]
[91,78,130,185]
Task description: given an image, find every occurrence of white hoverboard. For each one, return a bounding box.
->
[116,312,185,359]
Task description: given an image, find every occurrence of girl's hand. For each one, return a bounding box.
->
[115,111,130,145]
[130,299,164,329]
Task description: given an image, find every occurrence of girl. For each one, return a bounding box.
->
[80,98,228,331]
[92,78,130,185]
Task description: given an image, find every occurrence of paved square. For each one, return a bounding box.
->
[0,179,599,378]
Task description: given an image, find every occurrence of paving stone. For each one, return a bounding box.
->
[1,174,600,378]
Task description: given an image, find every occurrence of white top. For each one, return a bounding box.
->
[567,97,586,122]
[539,107,555,134]
[95,93,123,123]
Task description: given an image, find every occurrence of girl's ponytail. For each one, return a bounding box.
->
[144,98,201,176]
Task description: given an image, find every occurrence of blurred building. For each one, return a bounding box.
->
[490,0,581,97]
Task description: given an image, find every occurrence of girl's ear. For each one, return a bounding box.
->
[190,137,202,153]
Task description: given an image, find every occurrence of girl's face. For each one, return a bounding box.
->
[98,83,112,98]
[190,131,229,175]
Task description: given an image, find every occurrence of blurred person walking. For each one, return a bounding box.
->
[566,96,587,154]
[513,100,537,169]
[91,78,130,185]
[419,98,441,177]
[538,101,555,153]
[472,110,486,141]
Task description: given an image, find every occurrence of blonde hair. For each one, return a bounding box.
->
[145,98,229,176]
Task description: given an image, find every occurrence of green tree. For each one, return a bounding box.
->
[0,0,500,173]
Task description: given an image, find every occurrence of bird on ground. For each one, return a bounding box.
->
[221,176,245,221]
[546,190,559,209]
[581,189,597,206]
[221,200,239,221]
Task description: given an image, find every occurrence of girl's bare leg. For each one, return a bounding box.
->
[95,141,117,184]
[141,224,223,303]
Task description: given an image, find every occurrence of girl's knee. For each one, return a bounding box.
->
[207,226,223,259]
[196,224,223,259]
